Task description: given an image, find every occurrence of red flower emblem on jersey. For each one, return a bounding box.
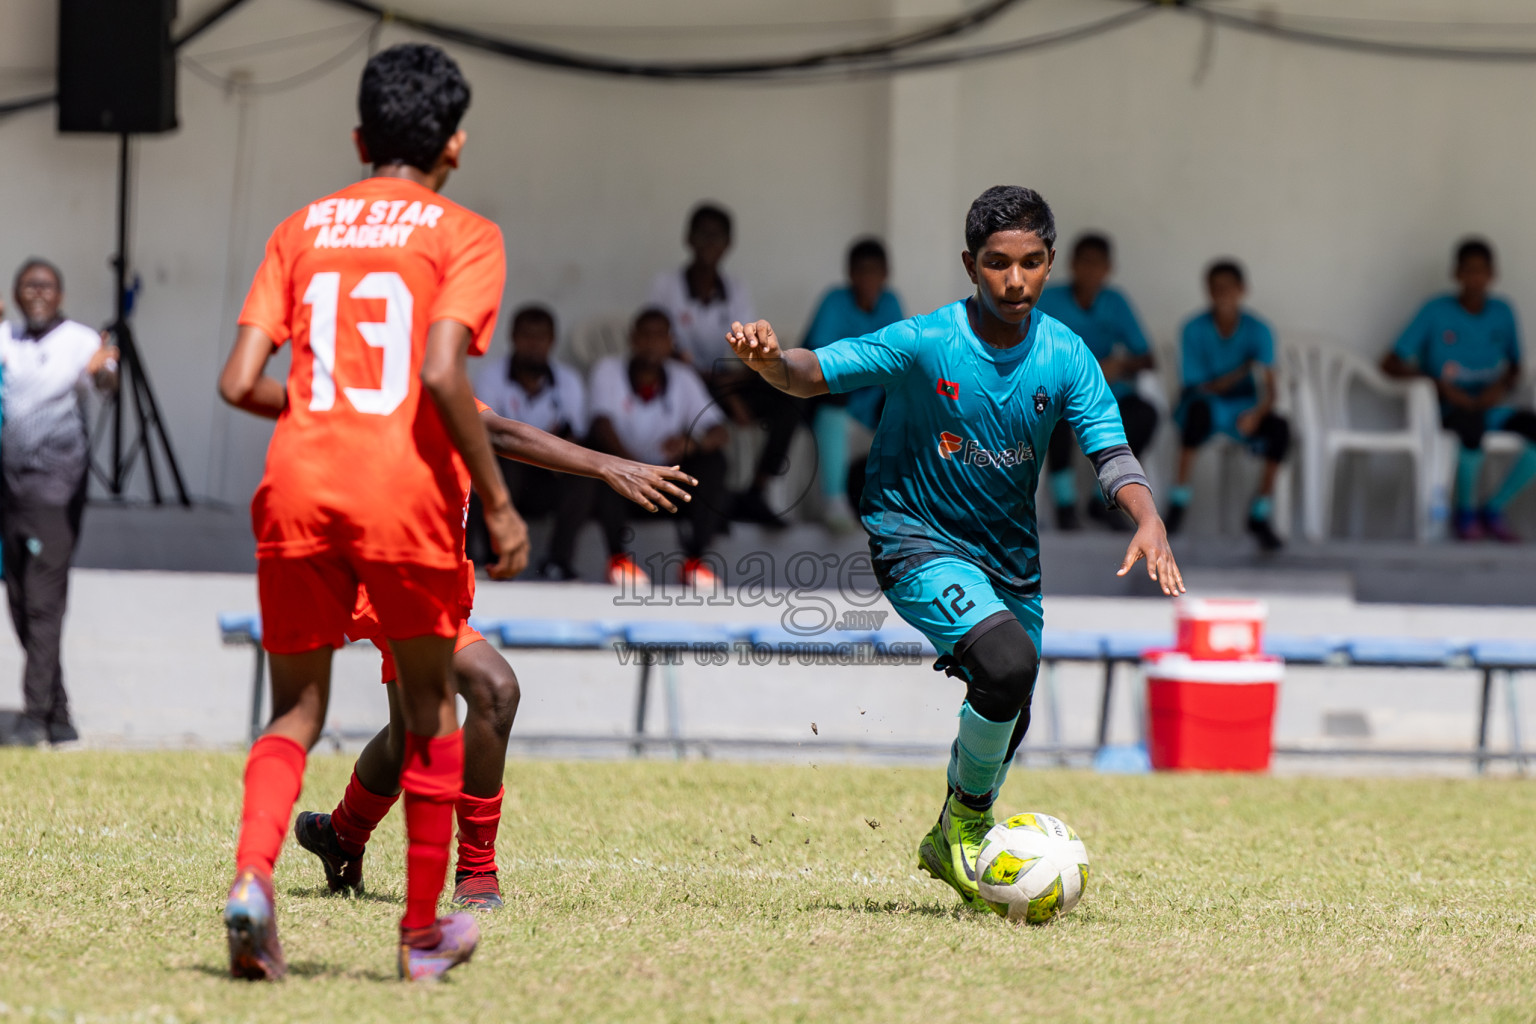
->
[936,378,960,400]
[937,431,964,460]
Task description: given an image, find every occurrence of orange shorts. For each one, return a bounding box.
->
[258,554,460,655]
[369,620,487,685]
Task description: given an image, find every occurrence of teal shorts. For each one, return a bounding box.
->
[885,556,1043,658]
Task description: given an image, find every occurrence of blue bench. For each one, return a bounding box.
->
[218,614,1536,769]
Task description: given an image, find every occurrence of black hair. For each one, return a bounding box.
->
[633,306,672,332]
[847,237,888,272]
[1456,237,1495,271]
[1073,233,1112,261]
[14,257,62,292]
[1206,258,1246,288]
[687,203,733,239]
[357,44,471,173]
[964,186,1057,255]
[510,303,556,337]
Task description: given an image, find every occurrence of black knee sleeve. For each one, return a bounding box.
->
[1181,397,1214,449]
[1443,408,1487,451]
[1258,413,1291,463]
[956,613,1040,724]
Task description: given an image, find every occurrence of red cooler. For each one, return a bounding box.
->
[1175,597,1266,660]
[1144,650,1283,771]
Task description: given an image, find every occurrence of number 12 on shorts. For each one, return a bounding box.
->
[303,270,414,416]
[930,583,975,624]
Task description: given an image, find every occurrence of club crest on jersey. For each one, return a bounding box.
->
[1033,386,1051,415]
[936,431,1035,468]
[936,378,960,400]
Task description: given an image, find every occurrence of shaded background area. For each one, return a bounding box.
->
[2,0,1535,541]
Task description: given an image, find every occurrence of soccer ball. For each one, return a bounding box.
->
[975,812,1089,923]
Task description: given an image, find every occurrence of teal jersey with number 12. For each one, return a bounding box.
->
[813,300,1124,597]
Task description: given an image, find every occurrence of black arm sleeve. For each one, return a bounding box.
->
[1088,444,1150,507]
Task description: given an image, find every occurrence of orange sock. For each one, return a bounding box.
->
[330,770,399,856]
[455,786,503,875]
[234,735,307,875]
[400,730,463,936]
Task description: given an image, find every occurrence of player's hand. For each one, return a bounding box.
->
[1117,518,1186,597]
[726,320,782,375]
[484,502,530,580]
[1235,408,1262,437]
[600,456,696,513]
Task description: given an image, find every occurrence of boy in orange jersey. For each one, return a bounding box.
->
[295,401,695,911]
[217,44,522,982]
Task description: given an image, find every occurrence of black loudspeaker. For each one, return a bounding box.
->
[58,0,178,134]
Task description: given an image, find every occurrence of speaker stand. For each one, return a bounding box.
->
[89,133,190,506]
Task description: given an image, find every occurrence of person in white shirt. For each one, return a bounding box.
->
[471,305,594,580]
[0,259,118,746]
[647,202,801,529]
[587,308,728,588]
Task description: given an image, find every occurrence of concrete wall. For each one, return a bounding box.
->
[0,0,1533,522]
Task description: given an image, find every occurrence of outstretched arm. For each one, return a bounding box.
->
[481,408,696,514]
[218,325,288,419]
[725,320,830,398]
[1114,483,1185,597]
[422,320,528,579]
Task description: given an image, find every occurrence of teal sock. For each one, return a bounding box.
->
[812,405,851,503]
[1049,468,1077,508]
[1250,495,1272,522]
[1455,448,1485,511]
[1170,484,1192,508]
[946,700,1019,805]
[991,734,1021,798]
[1490,444,1536,511]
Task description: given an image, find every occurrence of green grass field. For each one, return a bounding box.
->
[4,753,1536,1023]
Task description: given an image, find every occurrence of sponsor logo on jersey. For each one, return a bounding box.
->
[935,431,1035,468]
[936,378,960,400]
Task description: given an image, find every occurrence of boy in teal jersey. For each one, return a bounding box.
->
[1036,233,1158,531]
[1383,238,1534,542]
[803,238,904,529]
[726,186,1184,910]
[1166,259,1290,552]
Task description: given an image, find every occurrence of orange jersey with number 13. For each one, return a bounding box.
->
[238,176,505,570]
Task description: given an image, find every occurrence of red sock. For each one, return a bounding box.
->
[234,735,307,875]
[455,787,503,875]
[330,770,400,856]
[400,730,463,936]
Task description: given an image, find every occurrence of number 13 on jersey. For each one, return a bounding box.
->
[302,270,414,416]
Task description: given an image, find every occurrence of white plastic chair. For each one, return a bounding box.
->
[1303,344,1443,542]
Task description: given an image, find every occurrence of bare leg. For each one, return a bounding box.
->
[454,640,520,799]
[352,683,406,797]
[1257,458,1280,498]
[1176,447,1197,487]
[264,648,334,750]
[390,635,458,737]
